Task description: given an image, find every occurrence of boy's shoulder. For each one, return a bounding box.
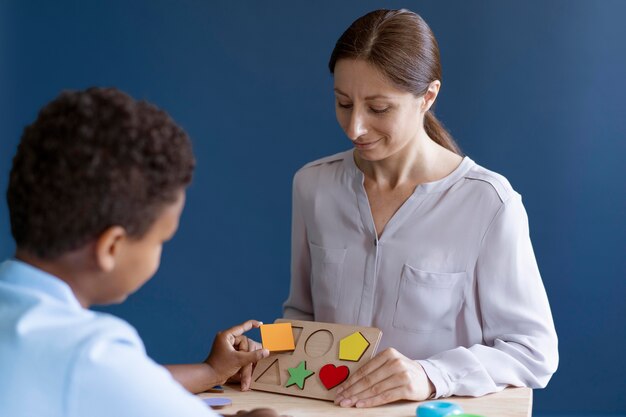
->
[77,311,144,348]
[0,260,143,352]
[0,274,149,416]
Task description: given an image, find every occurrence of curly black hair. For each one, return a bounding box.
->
[7,87,195,260]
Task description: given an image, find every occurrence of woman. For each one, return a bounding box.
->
[283,9,558,407]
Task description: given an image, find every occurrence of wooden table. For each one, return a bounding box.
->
[198,385,532,417]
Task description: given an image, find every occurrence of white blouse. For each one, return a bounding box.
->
[283,150,558,398]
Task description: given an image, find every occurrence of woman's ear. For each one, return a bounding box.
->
[422,80,441,113]
[94,226,127,272]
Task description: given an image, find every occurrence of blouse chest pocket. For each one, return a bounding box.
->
[309,243,347,311]
[392,264,466,333]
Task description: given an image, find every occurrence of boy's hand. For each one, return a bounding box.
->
[205,320,269,387]
[227,337,263,391]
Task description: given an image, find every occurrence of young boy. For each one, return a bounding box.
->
[0,88,277,417]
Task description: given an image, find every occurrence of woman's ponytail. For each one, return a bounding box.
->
[424,110,462,155]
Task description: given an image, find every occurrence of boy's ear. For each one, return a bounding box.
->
[95,226,127,272]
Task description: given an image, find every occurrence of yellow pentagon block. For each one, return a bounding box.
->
[339,331,370,361]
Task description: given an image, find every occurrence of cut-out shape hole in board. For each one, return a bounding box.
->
[304,329,333,358]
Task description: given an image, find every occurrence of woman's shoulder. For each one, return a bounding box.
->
[294,150,351,180]
[462,159,518,205]
[292,150,353,198]
[299,150,351,171]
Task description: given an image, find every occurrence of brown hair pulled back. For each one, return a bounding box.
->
[329,9,461,155]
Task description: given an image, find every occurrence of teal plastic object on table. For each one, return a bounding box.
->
[417,401,464,417]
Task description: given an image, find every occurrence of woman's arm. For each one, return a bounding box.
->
[417,193,558,397]
[282,172,314,320]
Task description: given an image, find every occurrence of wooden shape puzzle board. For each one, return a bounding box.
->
[250,319,382,401]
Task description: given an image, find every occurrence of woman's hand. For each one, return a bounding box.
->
[205,320,269,388]
[334,348,434,408]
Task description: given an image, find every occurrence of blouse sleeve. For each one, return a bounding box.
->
[282,172,314,320]
[418,193,559,397]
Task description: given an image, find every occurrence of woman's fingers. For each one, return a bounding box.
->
[352,382,407,408]
[340,371,410,407]
[334,348,399,402]
[334,361,390,404]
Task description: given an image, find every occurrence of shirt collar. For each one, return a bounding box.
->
[343,149,475,194]
[0,259,83,310]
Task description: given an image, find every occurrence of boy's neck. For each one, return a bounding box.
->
[15,248,97,309]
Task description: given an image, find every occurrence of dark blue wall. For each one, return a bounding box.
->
[1,2,625,415]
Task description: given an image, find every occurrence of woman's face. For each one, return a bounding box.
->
[333,59,426,162]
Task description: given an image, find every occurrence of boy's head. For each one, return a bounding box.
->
[7,87,195,304]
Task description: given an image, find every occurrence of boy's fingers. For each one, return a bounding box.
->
[240,362,253,390]
[238,348,270,366]
[225,320,263,338]
[250,338,262,350]
[235,335,255,390]
[234,335,249,351]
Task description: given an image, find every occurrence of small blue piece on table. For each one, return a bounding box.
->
[417,401,464,417]
[203,397,232,408]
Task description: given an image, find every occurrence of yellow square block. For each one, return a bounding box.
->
[260,323,295,352]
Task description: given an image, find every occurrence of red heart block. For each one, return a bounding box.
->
[319,364,350,390]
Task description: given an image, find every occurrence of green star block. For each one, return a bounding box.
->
[285,360,314,389]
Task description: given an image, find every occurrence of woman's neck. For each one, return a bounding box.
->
[355,132,460,190]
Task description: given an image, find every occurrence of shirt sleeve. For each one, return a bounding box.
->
[418,194,559,397]
[66,327,219,417]
[282,171,314,320]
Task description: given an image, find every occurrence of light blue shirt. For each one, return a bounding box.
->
[0,259,218,417]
